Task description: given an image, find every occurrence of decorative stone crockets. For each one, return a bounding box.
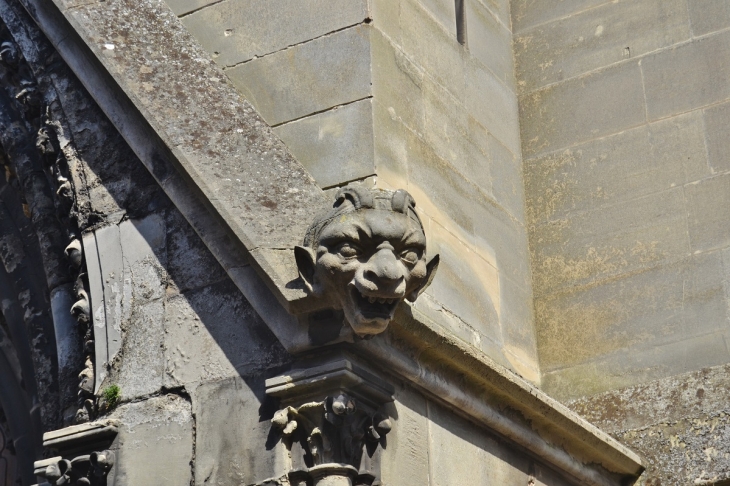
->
[267,359,395,486]
[295,185,439,337]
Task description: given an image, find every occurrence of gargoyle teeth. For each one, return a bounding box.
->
[368,296,376,303]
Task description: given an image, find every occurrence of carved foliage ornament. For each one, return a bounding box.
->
[295,185,439,336]
[272,393,391,485]
[42,450,114,486]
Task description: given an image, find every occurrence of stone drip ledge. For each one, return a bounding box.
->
[357,306,644,486]
[15,1,643,484]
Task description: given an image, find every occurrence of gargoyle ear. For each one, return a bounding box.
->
[407,254,439,302]
[294,245,316,294]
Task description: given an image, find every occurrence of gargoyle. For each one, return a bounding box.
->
[295,185,439,336]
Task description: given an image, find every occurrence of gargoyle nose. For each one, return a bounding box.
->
[365,249,402,282]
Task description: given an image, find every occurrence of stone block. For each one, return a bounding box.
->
[514,0,689,94]
[273,99,375,189]
[181,0,368,66]
[427,400,536,485]
[686,173,730,253]
[164,0,217,16]
[165,208,227,294]
[511,0,608,33]
[400,0,466,102]
[466,59,521,154]
[164,280,288,387]
[520,62,645,158]
[471,198,532,291]
[380,386,430,486]
[418,0,457,37]
[500,276,539,384]
[524,111,711,226]
[689,0,730,36]
[489,133,525,223]
[226,24,372,126]
[569,362,730,434]
[372,100,411,185]
[467,0,515,87]
[110,395,193,486]
[422,77,492,193]
[536,251,728,374]
[643,30,730,120]
[542,330,730,401]
[193,376,289,486]
[475,0,511,32]
[371,28,425,134]
[372,0,402,43]
[530,187,691,296]
[119,214,167,305]
[704,100,730,174]
[112,298,165,399]
[421,220,501,343]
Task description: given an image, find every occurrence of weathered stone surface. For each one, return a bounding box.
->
[514,0,689,93]
[181,0,368,66]
[542,329,730,402]
[414,0,457,38]
[428,399,551,485]
[511,0,608,33]
[474,0,511,33]
[273,99,375,188]
[569,363,730,434]
[371,28,425,135]
[643,30,730,120]
[164,0,216,16]
[164,280,289,387]
[520,62,645,157]
[110,395,193,486]
[704,100,730,174]
[193,376,289,486]
[111,298,165,399]
[525,111,710,226]
[466,59,522,154]
[467,0,515,87]
[380,386,430,486]
[686,173,730,253]
[489,133,525,223]
[400,0,465,102]
[530,188,690,295]
[569,363,730,486]
[226,24,372,126]
[52,0,327,280]
[164,208,227,294]
[689,0,730,36]
[422,77,492,193]
[536,250,728,375]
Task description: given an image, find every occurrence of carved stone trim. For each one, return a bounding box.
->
[33,423,117,486]
[266,359,394,486]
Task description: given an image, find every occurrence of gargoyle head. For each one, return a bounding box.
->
[295,185,439,336]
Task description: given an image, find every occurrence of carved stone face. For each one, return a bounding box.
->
[296,186,438,336]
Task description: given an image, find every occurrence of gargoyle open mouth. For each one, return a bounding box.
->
[350,287,400,319]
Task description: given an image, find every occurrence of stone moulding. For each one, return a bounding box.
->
[17,0,644,484]
[266,359,395,486]
[32,423,117,486]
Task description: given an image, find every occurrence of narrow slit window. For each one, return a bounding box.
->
[455,0,467,45]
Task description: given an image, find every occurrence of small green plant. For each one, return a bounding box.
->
[102,384,121,409]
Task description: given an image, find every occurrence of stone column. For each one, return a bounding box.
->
[266,357,394,486]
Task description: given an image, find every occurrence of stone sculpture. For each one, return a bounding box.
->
[295,185,439,336]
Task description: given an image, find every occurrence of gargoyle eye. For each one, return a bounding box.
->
[336,242,361,258]
[400,248,420,265]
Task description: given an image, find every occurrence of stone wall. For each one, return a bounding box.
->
[514,1,730,483]
[514,0,730,400]
[166,0,540,383]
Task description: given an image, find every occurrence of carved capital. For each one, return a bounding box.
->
[266,358,395,485]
